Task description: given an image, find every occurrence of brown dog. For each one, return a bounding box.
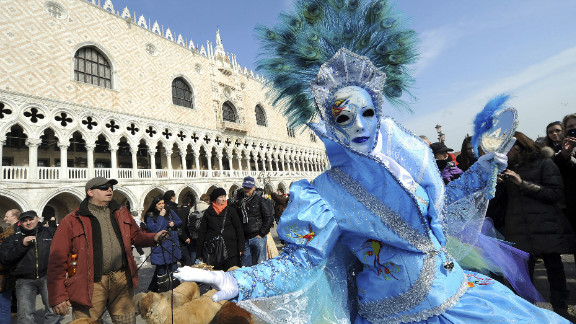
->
[138,281,201,324]
[211,301,254,324]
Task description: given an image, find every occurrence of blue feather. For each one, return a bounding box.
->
[472,93,512,156]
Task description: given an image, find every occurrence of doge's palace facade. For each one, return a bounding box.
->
[0,0,327,224]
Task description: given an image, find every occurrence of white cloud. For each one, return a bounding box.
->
[413,27,460,76]
[396,46,576,149]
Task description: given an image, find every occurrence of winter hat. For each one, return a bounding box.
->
[210,188,227,202]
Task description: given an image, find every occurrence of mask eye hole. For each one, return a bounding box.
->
[363,109,375,117]
[336,115,350,124]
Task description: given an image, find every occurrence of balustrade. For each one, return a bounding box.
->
[38,167,59,180]
[68,167,87,179]
[2,166,28,180]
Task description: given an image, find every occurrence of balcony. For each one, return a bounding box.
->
[0,166,320,182]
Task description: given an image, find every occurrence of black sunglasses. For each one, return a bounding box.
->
[91,184,114,191]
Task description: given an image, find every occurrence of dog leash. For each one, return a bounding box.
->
[92,229,180,323]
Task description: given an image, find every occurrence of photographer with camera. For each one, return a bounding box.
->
[0,210,61,324]
[144,195,182,293]
[499,131,575,318]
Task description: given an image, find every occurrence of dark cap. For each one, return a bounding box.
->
[242,176,255,188]
[19,210,38,221]
[85,177,118,192]
[430,142,453,155]
[210,188,227,202]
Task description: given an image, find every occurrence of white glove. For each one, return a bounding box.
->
[477,151,508,173]
[174,267,239,302]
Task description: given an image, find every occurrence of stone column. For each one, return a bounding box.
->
[165,149,173,178]
[268,154,273,172]
[59,141,69,179]
[0,137,5,180]
[245,156,251,172]
[217,151,223,171]
[26,138,41,180]
[274,157,279,172]
[237,153,243,171]
[206,152,212,177]
[180,152,187,176]
[149,149,157,178]
[130,147,138,179]
[109,145,118,179]
[193,148,200,172]
[86,143,95,178]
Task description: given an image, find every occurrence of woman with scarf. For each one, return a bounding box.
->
[197,188,244,271]
[144,195,182,292]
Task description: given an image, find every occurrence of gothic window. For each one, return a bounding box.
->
[74,47,112,89]
[255,105,267,126]
[172,77,193,108]
[222,102,237,122]
[287,126,296,138]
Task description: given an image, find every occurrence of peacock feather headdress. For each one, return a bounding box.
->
[255,0,419,129]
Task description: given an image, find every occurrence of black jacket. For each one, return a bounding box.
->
[554,152,576,231]
[197,206,244,260]
[0,223,56,279]
[232,190,274,239]
[504,157,576,255]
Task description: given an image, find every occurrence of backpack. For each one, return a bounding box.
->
[187,205,203,239]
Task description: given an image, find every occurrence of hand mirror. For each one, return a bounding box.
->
[478,108,518,154]
[472,94,518,156]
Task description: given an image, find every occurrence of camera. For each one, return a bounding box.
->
[446,161,455,168]
[567,128,576,138]
[499,172,510,180]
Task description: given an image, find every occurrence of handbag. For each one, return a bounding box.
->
[202,209,228,266]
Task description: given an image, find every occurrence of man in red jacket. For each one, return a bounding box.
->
[48,177,166,323]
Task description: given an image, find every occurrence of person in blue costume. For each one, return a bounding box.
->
[174,1,571,323]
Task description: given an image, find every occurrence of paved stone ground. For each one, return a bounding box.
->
[20,226,576,323]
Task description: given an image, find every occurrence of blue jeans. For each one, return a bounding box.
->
[15,277,61,324]
[0,290,11,324]
[242,236,267,267]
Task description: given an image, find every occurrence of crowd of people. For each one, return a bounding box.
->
[426,113,576,318]
[0,174,287,323]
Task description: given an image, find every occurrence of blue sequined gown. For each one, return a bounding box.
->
[231,118,570,324]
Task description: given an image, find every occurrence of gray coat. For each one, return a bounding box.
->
[504,157,576,255]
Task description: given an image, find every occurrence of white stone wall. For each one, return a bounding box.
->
[0,0,327,223]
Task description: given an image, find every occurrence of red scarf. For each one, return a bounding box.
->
[212,201,227,215]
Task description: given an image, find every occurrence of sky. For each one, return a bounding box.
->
[111,0,576,150]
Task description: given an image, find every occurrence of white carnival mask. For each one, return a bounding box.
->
[331,86,378,153]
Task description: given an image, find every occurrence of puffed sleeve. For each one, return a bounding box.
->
[231,179,341,300]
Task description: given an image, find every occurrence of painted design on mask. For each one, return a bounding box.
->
[331,86,378,153]
[332,99,347,118]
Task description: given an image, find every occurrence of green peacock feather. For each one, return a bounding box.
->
[255,0,419,127]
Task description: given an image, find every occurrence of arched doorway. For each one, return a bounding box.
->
[42,192,83,223]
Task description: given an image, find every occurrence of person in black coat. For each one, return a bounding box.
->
[499,131,575,315]
[197,188,244,271]
[0,210,61,324]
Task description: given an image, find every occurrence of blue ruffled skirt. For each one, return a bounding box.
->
[356,271,570,324]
